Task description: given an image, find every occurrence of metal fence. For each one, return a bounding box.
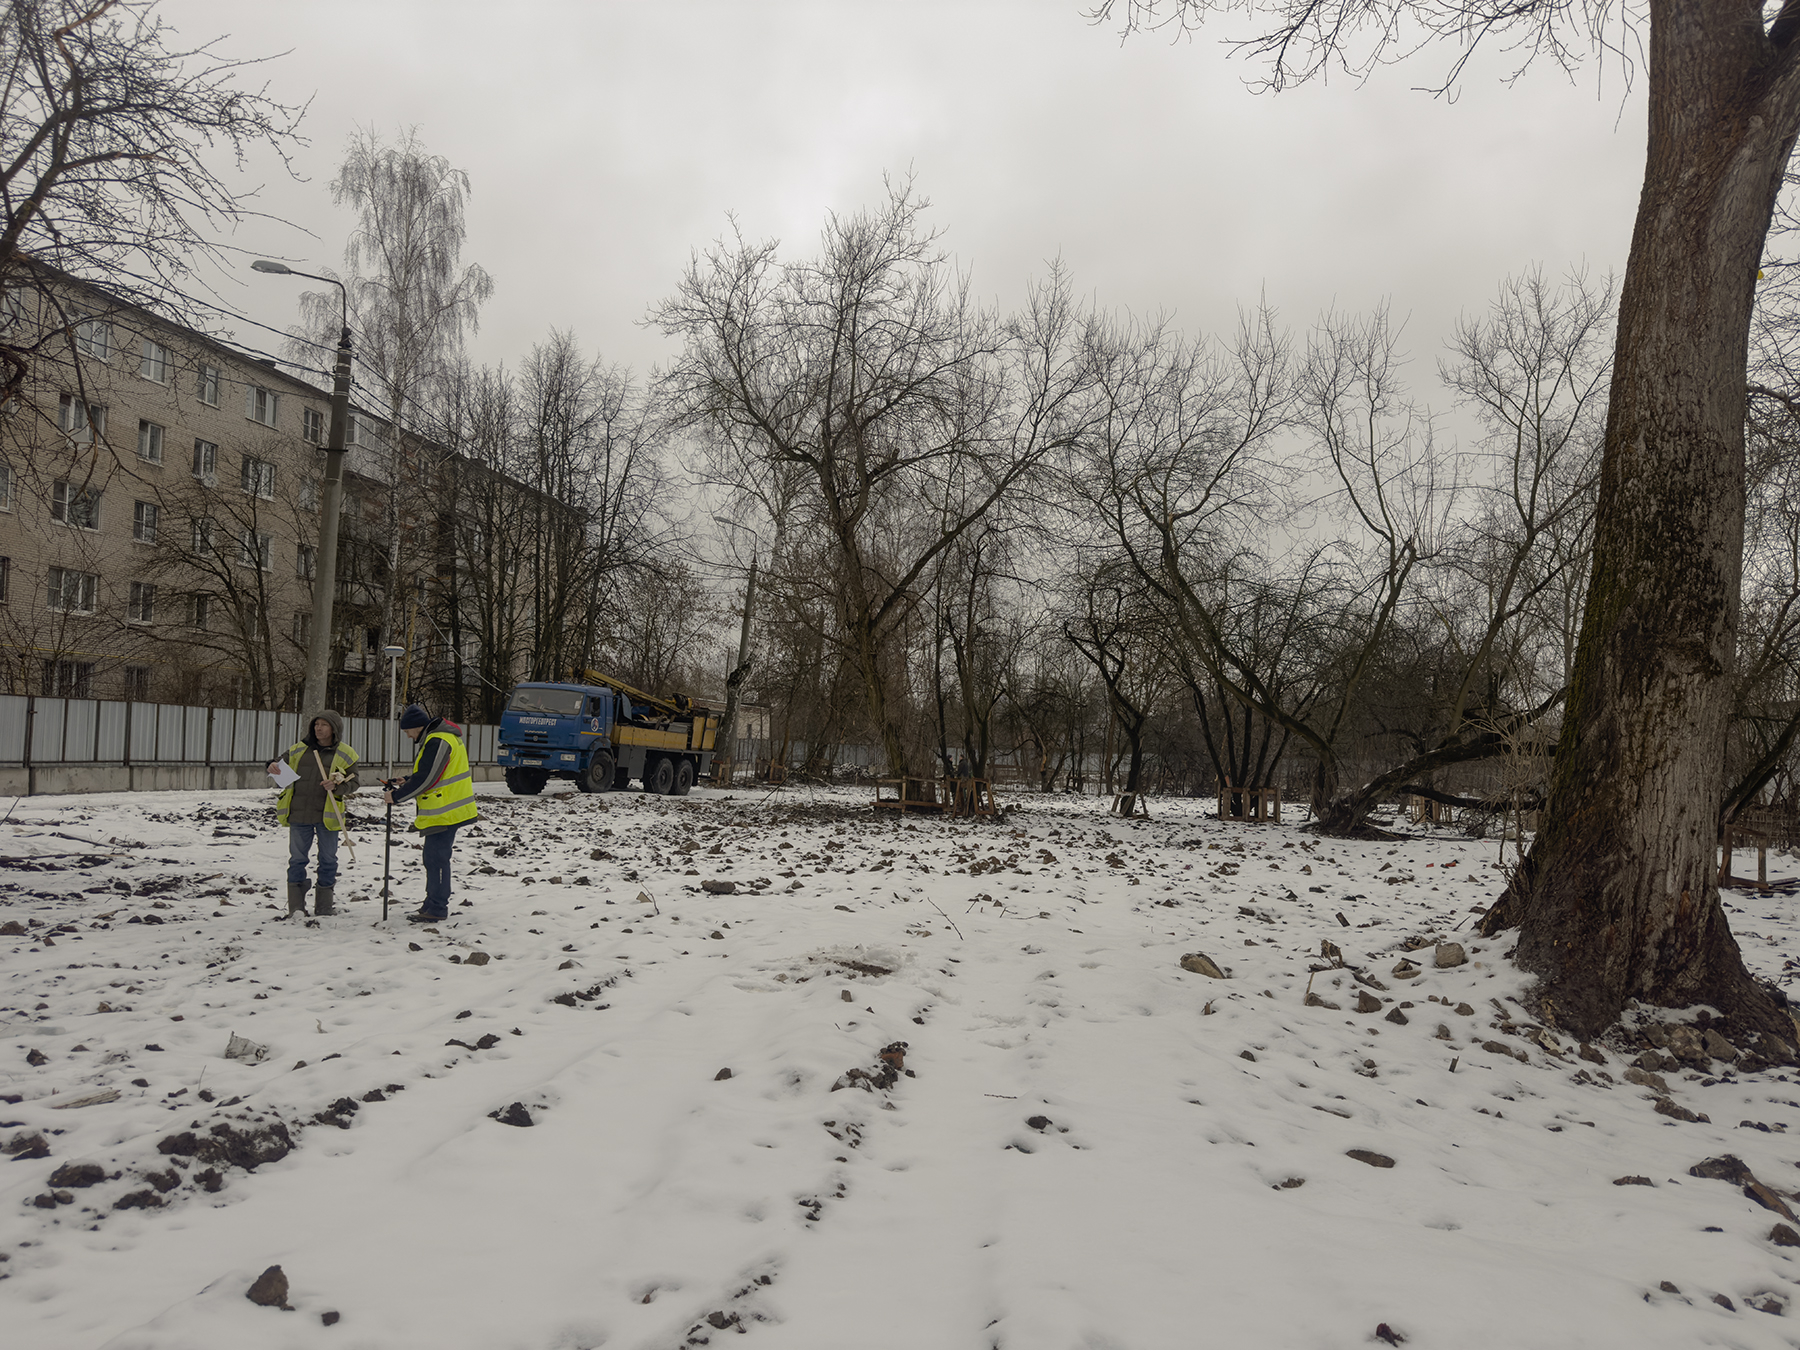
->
[0,695,500,768]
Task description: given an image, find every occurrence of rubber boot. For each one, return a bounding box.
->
[287,883,307,916]
[313,886,336,917]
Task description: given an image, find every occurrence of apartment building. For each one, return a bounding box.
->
[0,273,397,710]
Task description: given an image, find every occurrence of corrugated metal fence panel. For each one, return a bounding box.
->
[221,709,243,761]
[62,701,97,761]
[30,700,64,762]
[209,708,233,763]
[0,695,25,762]
[97,701,126,761]
[468,723,496,763]
[131,704,158,762]
[275,712,303,756]
[182,707,209,761]
[344,717,375,771]
[239,710,277,762]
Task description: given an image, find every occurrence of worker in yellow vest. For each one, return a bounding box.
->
[268,710,360,917]
[383,704,479,923]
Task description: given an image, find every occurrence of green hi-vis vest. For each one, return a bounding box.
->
[276,739,361,831]
[412,728,479,831]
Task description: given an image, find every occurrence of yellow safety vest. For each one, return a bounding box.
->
[412,729,479,831]
[276,740,360,831]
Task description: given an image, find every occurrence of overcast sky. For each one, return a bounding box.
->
[166,0,1645,421]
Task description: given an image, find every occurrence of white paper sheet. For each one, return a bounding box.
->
[268,761,301,788]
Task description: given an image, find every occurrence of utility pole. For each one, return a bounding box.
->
[253,261,351,714]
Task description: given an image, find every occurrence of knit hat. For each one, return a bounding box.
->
[398,703,430,731]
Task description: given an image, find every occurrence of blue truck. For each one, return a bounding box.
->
[495,671,719,795]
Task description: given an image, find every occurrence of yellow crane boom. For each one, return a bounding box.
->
[574,668,704,722]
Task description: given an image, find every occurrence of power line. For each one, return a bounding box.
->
[185,295,338,355]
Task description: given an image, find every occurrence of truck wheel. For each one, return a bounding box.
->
[646,755,676,796]
[577,751,614,794]
[673,758,696,796]
[505,767,548,795]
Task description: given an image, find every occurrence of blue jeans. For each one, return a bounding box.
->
[287,824,339,888]
[421,824,462,917]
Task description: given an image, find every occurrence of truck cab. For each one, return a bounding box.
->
[496,682,618,794]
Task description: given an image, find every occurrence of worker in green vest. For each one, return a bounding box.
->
[268,710,361,917]
[384,703,479,923]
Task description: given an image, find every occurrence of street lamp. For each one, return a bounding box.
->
[711,514,760,785]
[382,644,406,778]
[252,260,352,716]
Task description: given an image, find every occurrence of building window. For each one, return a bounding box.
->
[128,580,156,622]
[132,499,158,543]
[137,419,164,464]
[246,384,278,427]
[347,412,388,449]
[192,439,217,479]
[0,287,27,333]
[51,479,102,529]
[42,659,95,698]
[0,461,11,512]
[74,318,110,361]
[139,339,170,383]
[240,456,275,499]
[239,528,272,570]
[58,394,105,440]
[0,555,9,603]
[46,567,98,614]
[293,611,311,647]
[196,362,219,406]
[188,593,210,629]
[124,665,150,702]
[297,543,317,579]
[192,517,215,556]
[300,476,319,511]
[303,407,324,444]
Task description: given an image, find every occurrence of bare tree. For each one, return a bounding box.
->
[142,443,301,707]
[1436,267,1610,730]
[929,519,1029,780]
[655,181,1092,781]
[426,359,528,721]
[292,126,493,680]
[1063,562,1164,814]
[0,0,302,406]
[1162,563,1315,809]
[514,332,666,682]
[1100,0,1800,1103]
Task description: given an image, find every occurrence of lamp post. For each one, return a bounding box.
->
[383,644,406,778]
[252,260,351,716]
[711,515,759,785]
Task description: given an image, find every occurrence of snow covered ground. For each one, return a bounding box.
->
[4,782,1800,1349]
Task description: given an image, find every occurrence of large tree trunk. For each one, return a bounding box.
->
[1486,7,1800,1052]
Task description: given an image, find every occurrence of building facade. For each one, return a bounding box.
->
[0,274,397,710]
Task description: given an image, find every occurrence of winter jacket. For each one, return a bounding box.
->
[276,710,362,830]
[388,717,478,833]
